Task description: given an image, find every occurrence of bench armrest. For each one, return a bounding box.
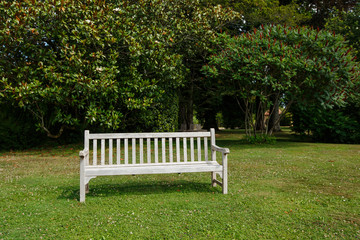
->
[211,145,230,154]
[79,149,89,158]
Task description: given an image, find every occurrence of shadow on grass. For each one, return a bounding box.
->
[216,127,314,145]
[59,179,219,201]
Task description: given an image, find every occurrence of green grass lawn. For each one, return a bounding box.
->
[1,129,359,239]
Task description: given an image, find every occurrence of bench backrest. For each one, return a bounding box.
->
[83,129,216,166]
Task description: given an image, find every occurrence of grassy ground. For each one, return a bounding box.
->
[0,129,359,239]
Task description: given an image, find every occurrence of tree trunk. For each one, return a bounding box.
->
[178,83,194,131]
[255,96,266,131]
[268,95,281,133]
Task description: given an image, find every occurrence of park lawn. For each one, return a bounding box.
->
[0,129,359,239]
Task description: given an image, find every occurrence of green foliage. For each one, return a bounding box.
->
[206,0,309,31]
[325,2,360,60]
[0,0,188,137]
[237,0,309,28]
[296,0,357,28]
[289,3,360,144]
[0,0,239,138]
[291,103,360,144]
[202,24,360,136]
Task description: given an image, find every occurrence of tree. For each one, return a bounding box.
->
[202,24,359,137]
[0,0,238,138]
[1,1,189,137]
[295,0,357,28]
[196,0,309,131]
[289,3,360,143]
[165,2,238,130]
[207,0,309,30]
[325,2,360,59]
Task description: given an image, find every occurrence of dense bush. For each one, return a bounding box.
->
[0,0,187,139]
[291,103,360,143]
[0,1,237,146]
[0,105,45,150]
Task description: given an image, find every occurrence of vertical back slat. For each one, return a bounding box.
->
[155,138,158,163]
[147,138,151,163]
[197,137,201,161]
[93,139,97,165]
[204,137,208,161]
[125,139,129,164]
[140,138,144,164]
[162,138,166,163]
[190,137,194,162]
[176,137,180,162]
[85,131,89,165]
[132,138,136,164]
[169,138,173,163]
[116,139,120,165]
[109,139,113,165]
[101,139,105,165]
[183,137,187,162]
[211,128,216,162]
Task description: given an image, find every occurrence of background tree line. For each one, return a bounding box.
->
[0,0,359,149]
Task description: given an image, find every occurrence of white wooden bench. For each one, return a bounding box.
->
[79,128,229,202]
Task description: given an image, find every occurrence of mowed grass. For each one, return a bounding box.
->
[0,129,359,239]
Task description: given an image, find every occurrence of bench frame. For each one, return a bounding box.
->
[79,128,229,202]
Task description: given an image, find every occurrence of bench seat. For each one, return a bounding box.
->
[85,161,223,176]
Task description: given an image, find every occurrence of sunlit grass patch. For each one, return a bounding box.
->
[1,129,359,239]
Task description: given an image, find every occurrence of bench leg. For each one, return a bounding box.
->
[222,171,228,194]
[222,154,228,194]
[80,181,86,202]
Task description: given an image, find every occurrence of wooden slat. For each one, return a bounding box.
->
[169,138,173,163]
[183,137,187,162]
[147,138,151,163]
[85,161,223,176]
[88,131,211,140]
[190,137,194,162]
[176,137,180,162]
[85,130,89,165]
[93,139,97,165]
[197,137,201,161]
[213,179,223,187]
[140,138,144,164]
[211,128,216,162]
[125,139,128,164]
[204,137,208,161]
[132,138,136,164]
[116,139,120,165]
[162,138,166,163]
[109,139,113,165]
[86,161,220,168]
[101,139,105,165]
[154,138,158,163]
